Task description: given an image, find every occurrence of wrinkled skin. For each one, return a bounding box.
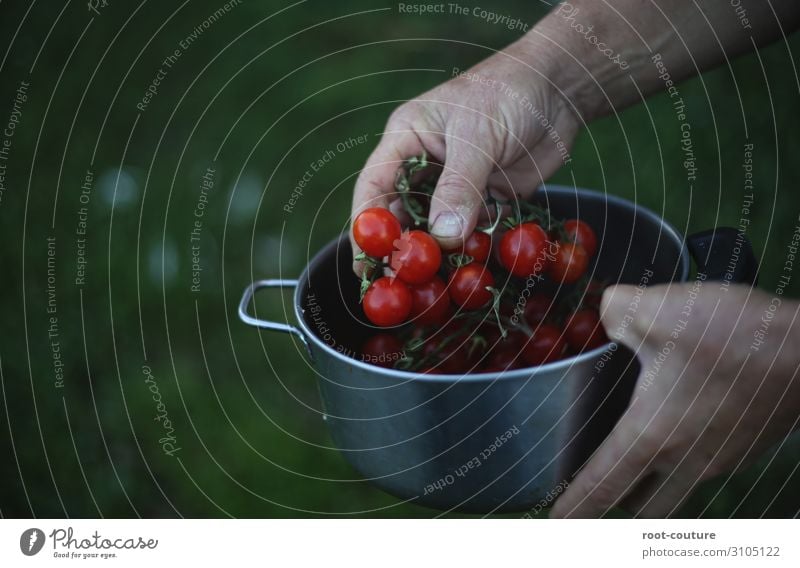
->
[350,42,580,266]
[551,283,800,517]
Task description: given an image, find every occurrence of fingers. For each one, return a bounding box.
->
[487,167,539,198]
[388,198,412,226]
[476,188,512,223]
[599,283,664,350]
[427,134,495,250]
[550,412,651,518]
[581,283,701,518]
[350,129,424,275]
[620,470,694,518]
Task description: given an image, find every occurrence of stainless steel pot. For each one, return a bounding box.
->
[238,185,757,514]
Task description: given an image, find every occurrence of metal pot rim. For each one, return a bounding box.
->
[292,185,691,383]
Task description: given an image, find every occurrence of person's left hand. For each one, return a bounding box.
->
[550,281,800,518]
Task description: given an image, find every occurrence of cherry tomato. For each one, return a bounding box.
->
[499,223,550,278]
[499,299,518,318]
[584,278,606,309]
[521,324,566,366]
[523,293,555,325]
[481,330,524,372]
[548,242,589,284]
[464,231,491,263]
[391,230,442,284]
[361,334,404,368]
[565,308,608,351]
[449,263,495,310]
[409,277,451,326]
[475,323,502,346]
[482,346,522,373]
[362,277,412,327]
[353,207,402,258]
[421,335,469,374]
[563,219,598,257]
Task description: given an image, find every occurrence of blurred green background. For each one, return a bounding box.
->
[0,0,798,518]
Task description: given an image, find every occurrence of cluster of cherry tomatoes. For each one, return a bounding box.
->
[352,156,608,374]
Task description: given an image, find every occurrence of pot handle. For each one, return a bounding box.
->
[686,227,758,284]
[238,279,313,359]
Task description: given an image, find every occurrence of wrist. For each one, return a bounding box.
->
[512,3,654,122]
[510,15,602,122]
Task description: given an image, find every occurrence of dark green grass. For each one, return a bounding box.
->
[0,0,797,518]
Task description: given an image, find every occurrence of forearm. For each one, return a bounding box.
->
[513,0,800,120]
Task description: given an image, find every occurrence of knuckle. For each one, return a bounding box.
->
[433,173,483,207]
[387,104,416,129]
[435,170,468,192]
[702,459,726,480]
[581,472,619,510]
[631,431,660,463]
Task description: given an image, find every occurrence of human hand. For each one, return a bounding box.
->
[551,282,800,518]
[350,40,581,273]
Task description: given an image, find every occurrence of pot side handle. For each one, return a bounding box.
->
[238,279,313,359]
[686,227,758,284]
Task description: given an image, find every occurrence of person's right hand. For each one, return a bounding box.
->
[350,41,581,274]
[551,283,800,518]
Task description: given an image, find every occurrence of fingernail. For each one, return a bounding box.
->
[431,212,463,239]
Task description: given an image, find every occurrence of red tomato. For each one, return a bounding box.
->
[481,330,524,372]
[353,208,402,258]
[523,293,555,325]
[499,299,518,318]
[361,334,404,368]
[391,230,442,284]
[499,223,550,278]
[482,346,522,372]
[521,324,566,366]
[477,323,503,346]
[449,263,495,310]
[409,277,451,326]
[584,278,606,308]
[362,277,412,327]
[565,308,608,351]
[563,219,598,257]
[421,335,469,374]
[548,242,589,284]
[464,231,491,263]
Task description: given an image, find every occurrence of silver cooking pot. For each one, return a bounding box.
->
[238,185,757,514]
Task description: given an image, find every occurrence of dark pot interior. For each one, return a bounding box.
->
[298,186,689,363]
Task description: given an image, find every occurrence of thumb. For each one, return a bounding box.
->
[427,136,495,250]
[550,409,651,518]
[599,283,656,350]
